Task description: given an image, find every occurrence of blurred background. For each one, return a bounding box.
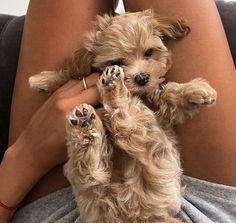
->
[1,0,29,15]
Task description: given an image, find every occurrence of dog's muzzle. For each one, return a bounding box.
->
[134,72,150,86]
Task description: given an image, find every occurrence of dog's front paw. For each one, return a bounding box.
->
[185,78,217,107]
[98,65,127,94]
[67,104,103,145]
[97,66,129,107]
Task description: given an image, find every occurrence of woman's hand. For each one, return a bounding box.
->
[17,73,102,171]
[0,73,103,220]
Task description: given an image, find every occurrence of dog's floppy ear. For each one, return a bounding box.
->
[157,18,190,40]
[64,14,113,78]
[152,15,190,40]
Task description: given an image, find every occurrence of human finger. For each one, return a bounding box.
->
[62,85,101,114]
[58,73,100,94]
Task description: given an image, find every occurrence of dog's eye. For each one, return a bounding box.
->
[111,59,123,67]
[144,48,154,57]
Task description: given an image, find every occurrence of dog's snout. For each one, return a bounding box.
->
[134,72,150,86]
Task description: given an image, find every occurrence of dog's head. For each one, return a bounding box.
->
[74,9,190,95]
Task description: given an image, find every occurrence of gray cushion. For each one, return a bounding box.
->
[216,0,236,64]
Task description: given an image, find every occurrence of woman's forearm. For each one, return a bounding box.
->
[0,138,49,215]
[0,75,101,220]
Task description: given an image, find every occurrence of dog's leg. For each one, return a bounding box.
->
[98,65,160,163]
[64,104,112,223]
[149,78,217,126]
[29,69,70,93]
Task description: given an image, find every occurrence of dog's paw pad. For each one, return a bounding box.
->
[68,104,96,129]
[100,65,124,90]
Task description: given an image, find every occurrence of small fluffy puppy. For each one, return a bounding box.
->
[29,10,217,223]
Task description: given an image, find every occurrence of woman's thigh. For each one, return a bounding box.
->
[8,0,112,204]
[125,0,236,186]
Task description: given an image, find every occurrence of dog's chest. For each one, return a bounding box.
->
[111,148,133,181]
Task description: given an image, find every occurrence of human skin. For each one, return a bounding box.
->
[125,0,236,186]
[1,0,236,221]
[0,0,111,221]
[0,75,104,222]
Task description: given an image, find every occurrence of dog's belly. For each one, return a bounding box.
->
[111,148,132,181]
[106,147,182,221]
[75,144,181,222]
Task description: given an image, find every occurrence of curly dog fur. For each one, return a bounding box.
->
[29,10,217,223]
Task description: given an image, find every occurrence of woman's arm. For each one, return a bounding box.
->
[0,141,48,222]
[9,0,112,144]
[0,74,101,222]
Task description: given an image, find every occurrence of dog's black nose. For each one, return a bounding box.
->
[134,73,150,86]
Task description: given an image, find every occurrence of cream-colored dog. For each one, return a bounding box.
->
[29,10,217,223]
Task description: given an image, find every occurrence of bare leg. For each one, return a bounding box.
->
[9,0,112,204]
[125,0,236,186]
